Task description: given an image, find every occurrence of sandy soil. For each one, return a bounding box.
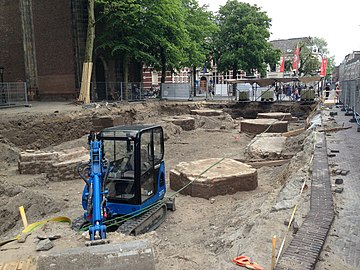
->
[0,101,316,269]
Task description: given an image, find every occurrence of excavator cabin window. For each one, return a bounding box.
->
[103,136,136,201]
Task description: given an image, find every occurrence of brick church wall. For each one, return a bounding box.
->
[32,0,77,99]
[0,0,27,82]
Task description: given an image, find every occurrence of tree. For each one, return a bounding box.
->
[298,43,321,76]
[142,0,189,84]
[297,37,335,79]
[312,37,335,80]
[181,0,218,95]
[96,0,149,99]
[96,0,189,98]
[213,0,279,94]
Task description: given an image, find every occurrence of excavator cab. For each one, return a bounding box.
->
[99,125,166,216]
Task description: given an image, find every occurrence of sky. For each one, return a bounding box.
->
[198,0,360,65]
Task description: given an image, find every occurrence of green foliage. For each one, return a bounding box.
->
[284,60,292,72]
[213,0,279,77]
[95,0,190,82]
[180,0,218,68]
[298,43,321,76]
[141,0,189,76]
[311,37,335,79]
[295,37,335,78]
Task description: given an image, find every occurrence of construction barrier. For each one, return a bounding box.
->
[0,82,28,108]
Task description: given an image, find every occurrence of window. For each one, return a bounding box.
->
[152,71,158,86]
[140,130,155,202]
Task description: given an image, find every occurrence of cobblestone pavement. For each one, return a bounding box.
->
[276,102,360,270]
[276,128,334,270]
[316,106,360,270]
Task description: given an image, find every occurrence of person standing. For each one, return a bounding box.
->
[335,83,340,103]
[325,83,330,99]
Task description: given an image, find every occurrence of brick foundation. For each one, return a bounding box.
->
[18,147,88,181]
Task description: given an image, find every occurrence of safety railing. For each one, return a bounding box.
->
[0,82,28,108]
[90,82,160,102]
[339,79,360,129]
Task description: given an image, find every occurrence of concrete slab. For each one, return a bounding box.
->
[240,118,288,134]
[162,116,195,131]
[37,239,155,270]
[247,133,286,159]
[257,112,296,121]
[169,158,257,199]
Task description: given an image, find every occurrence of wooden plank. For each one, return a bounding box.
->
[235,159,291,168]
[78,62,93,104]
[282,127,305,137]
[0,258,36,270]
[319,126,352,133]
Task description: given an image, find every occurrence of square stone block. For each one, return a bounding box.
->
[170,158,257,199]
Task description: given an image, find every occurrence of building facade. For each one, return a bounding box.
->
[0,0,143,100]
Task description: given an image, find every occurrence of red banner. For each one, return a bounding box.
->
[320,58,328,77]
[280,56,285,73]
[292,46,300,71]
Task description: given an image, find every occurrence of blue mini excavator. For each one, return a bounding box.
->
[74,125,175,243]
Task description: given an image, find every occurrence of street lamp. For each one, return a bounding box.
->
[0,66,5,103]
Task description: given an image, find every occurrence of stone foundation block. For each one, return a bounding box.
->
[162,116,195,131]
[190,109,223,116]
[240,118,288,134]
[170,158,257,199]
[37,240,155,270]
[257,112,296,121]
[247,133,286,159]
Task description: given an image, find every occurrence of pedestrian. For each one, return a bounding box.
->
[275,86,281,102]
[208,85,214,100]
[335,84,340,103]
[293,87,300,101]
[286,85,292,101]
[325,83,330,99]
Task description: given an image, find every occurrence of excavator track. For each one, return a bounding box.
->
[117,203,167,236]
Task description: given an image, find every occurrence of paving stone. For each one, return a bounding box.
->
[335,178,343,184]
[276,131,334,270]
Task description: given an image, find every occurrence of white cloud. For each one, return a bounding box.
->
[199,0,360,65]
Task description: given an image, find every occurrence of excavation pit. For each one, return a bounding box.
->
[169,158,257,199]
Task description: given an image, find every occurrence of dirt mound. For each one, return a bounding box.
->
[195,113,237,130]
[0,178,60,236]
[0,141,21,168]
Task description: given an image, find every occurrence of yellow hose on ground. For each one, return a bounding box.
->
[0,216,71,247]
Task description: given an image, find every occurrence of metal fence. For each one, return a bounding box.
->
[91,82,159,102]
[0,82,28,108]
[340,79,360,114]
[89,81,316,103]
[161,83,192,100]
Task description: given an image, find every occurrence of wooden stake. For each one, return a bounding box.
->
[78,62,93,104]
[19,206,28,228]
[271,235,277,270]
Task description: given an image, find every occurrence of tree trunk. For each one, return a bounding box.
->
[160,47,166,98]
[122,54,129,100]
[78,0,95,103]
[193,66,197,97]
[84,0,95,62]
[232,67,237,97]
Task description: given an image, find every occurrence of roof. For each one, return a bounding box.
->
[270,37,313,54]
